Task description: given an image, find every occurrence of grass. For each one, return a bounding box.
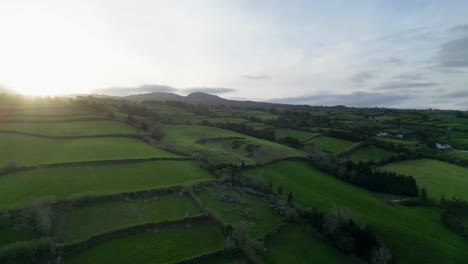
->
[55,194,201,244]
[274,128,318,142]
[306,136,359,154]
[246,160,468,264]
[0,120,141,136]
[64,223,224,264]
[0,229,37,248]
[0,134,179,165]
[379,159,468,200]
[444,150,468,160]
[347,146,395,163]
[196,185,282,239]
[160,124,306,165]
[0,161,215,209]
[264,225,349,264]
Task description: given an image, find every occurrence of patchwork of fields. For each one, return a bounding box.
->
[1,98,467,264]
[246,160,468,264]
[159,124,306,165]
[379,159,468,200]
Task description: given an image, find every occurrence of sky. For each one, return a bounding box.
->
[0,0,467,109]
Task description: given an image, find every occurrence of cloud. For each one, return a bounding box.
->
[242,74,270,80]
[449,24,468,32]
[182,87,236,94]
[377,81,437,90]
[442,90,468,98]
[93,84,177,96]
[269,91,409,107]
[393,73,423,81]
[385,57,404,65]
[437,36,468,67]
[350,71,377,84]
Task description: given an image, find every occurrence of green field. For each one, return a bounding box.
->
[0,161,215,209]
[197,185,282,239]
[379,159,468,200]
[160,124,306,165]
[264,225,349,264]
[0,134,179,165]
[306,136,359,154]
[0,229,37,248]
[246,160,468,264]
[0,121,140,136]
[347,146,395,163]
[64,223,224,264]
[274,128,318,142]
[55,194,201,244]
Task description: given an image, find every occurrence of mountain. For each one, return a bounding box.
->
[125,92,185,102]
[124,91,302,109]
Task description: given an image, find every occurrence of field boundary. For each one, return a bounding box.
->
[0,117,108,123]
[0,130,145,139]
[60,215,214,253]
[0,157,192,177]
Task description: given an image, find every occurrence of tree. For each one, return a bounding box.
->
[420,187,427,200]
[371,244,393,264]
[140,121,149,132]
[278,185,283,195]
[440,194,447,206]
[126,114,135,125]
[150,123,165,140]
[287,192,294,206]
[107,111,114,120]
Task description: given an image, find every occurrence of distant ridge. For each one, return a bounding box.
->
[125,92,302,109]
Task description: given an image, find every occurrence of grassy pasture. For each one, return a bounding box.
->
[0,134,179,165]
[0,229,38,248]
[274,128,318,142]
[55,194,201,244]
[444,150,468,160]
[0,161,215,209]
[0,121,140,136]
[64,223,224,264]
[204,117,248,123]
[160,124,306,165]
[379,159,468,200]
[264,225,349,264]
[347,146,395,163]
[306,136,359,154]
[246,160,468,264]
[197,185,282,239]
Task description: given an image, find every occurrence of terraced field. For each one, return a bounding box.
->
[306,136,359,154]
[160,124,306,165]
[347,146,395,162]
[264,225,349,264]
[197,185,282,239]
[246,160,468,264]
[55,193,201,244]
[64,222,224,264]
[0,161,214,209]
[0,134,179,165]
[0,120,140,136]
[379,159,468,200]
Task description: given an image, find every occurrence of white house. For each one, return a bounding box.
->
[376,132,390,137]
[436,143,452,149]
